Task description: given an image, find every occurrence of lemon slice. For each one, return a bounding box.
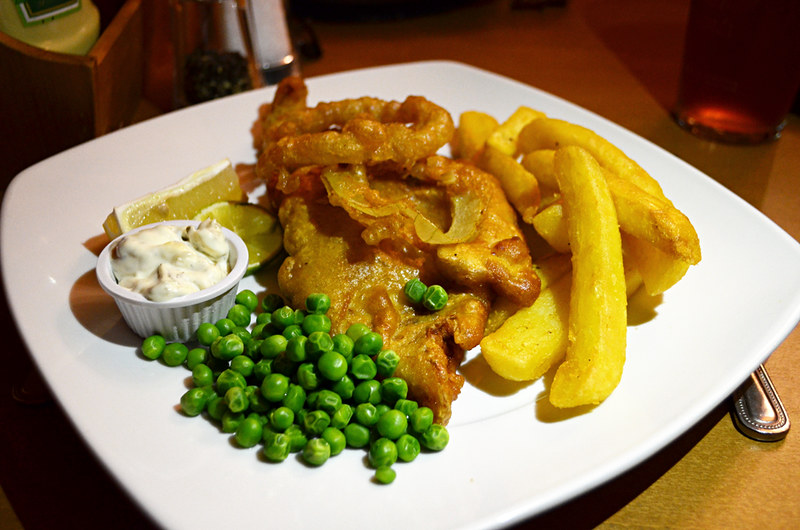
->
[103,159,245,239]
[194,201,284,274]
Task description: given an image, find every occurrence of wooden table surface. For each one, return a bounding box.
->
[2,0,799,527]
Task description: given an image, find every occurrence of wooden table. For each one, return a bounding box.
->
[2,0,799,527]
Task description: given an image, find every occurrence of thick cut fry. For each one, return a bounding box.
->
[478,144,541,223]
[531,201,570,253]
[451,111,498,161]
[486,106,547,156]
[549,146,627,408]
[623,233,691,295]
[517,118,665,199]
[525,167,701,265]
[606,172,700,264]
[481,272,571,381]
[520,149,558,189]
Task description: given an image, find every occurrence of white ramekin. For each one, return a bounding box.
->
[96,220,249,342]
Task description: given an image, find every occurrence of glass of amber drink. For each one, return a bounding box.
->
[673,0,800,143]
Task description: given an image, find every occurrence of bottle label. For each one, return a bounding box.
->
[14,0,82,26]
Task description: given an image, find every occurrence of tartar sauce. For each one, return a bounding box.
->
[111,220,231,302]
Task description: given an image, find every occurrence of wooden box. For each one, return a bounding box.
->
[0,0,143,187]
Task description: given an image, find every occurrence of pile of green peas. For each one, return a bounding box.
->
[140,290,449,484]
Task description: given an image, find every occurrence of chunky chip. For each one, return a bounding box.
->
[548,146,627,408]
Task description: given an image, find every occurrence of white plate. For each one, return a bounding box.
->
[4,61,800,529]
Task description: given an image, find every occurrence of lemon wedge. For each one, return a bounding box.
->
[194,201,284,274]
[103,159,245,239]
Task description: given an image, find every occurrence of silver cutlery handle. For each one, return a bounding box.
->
[732,364,790,441]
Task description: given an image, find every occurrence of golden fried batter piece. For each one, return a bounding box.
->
[277,177,488,423]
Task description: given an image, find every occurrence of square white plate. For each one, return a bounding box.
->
[4,61,800,529]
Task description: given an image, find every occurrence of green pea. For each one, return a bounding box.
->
[245,338,263,359]
[302,313,332,335]
[215,318,236,336]
[206,394,227,421]
[260,334,288,359]
[315,390,342,416]
[317,351,347,381]
[263,432,291,462]
[396,433,421,462]
[261,293,284,314]
[284,425,308,453]
[331,333,354,362]
[252,358,273,383]
[403,278,427,304]
[141,334,166,360]
[422,285,448,311]
[303,438,330,466]
[394,399,418,418]
[355,402,379,427]
[227,304,252,327]
[330,374,355,400]
[330,403,353,429]
[245,385,270,413]
[285,335,308,363]
[306,331,333,359]
[235,289,258,312]
[211,334,244,361]
[281,384,306,413]
[230,355,254,378]
[303,409,331,436]
[162,342,189,367]
[221,409,244,433]
[353,379,381,405]
[270,355,295,377]
[296,362,319,391]
[195,323,220,347]
[380,377,408,405]
[225,386,249,413]
[305,293,331,314]
[322,427,346,456]
[216,369,246,395]
[231,326,251,344]
[354,331,383,357]
[374,466,396,484]
[261,373,290,402]
[375,349,400,378]
[192,363,214,388]
[375,403,390,418]
[376,409,407,440]
[349,354,377,381]
[269,406,295,432]
[343,423,370,448]
[410,407,434,434]
[234,416,263,448]
[180,387,207,417]
[345,323,371,343]
[271,306,295,330]
[369,438,398,468]
[419,424,449,451]
[282,324,303,340]
[186,347,208,370]
[291,309,306,326]
[255,311,272,326]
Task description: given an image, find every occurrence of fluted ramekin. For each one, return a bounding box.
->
[96,220,248,342]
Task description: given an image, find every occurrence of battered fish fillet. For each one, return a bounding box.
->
[277,176,489,424]
[277,164,539,423]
